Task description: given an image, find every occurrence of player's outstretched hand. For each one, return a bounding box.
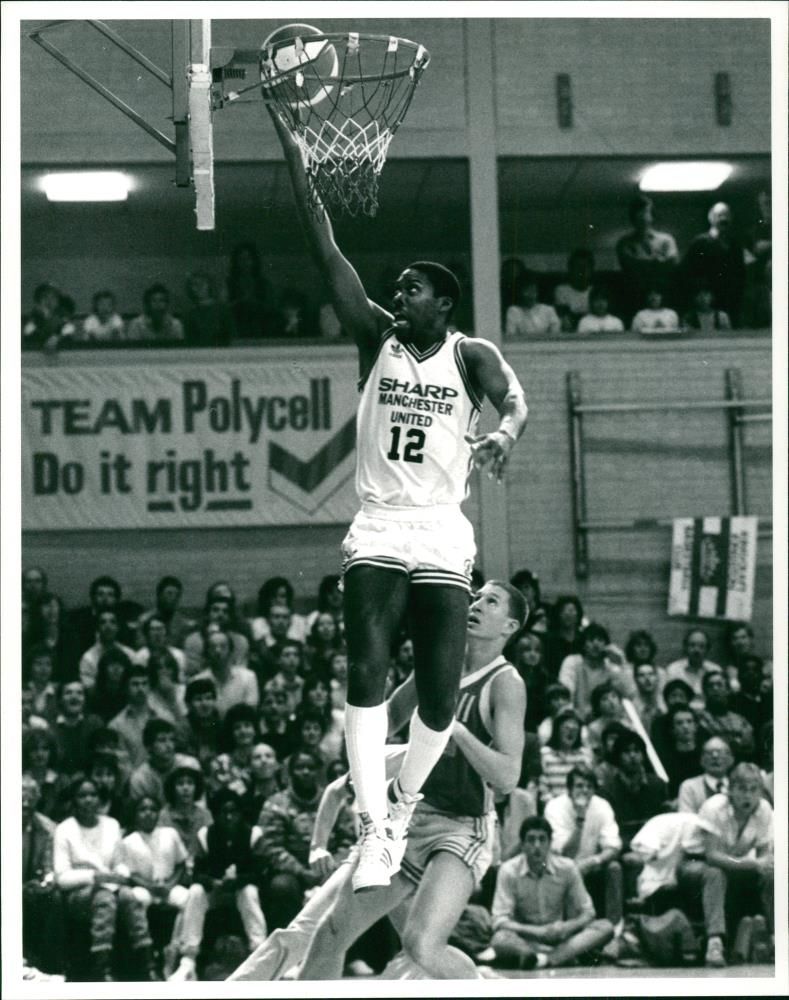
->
[464,430,515,484]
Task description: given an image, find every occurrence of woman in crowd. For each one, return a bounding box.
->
[147,650,187,725]
[250,576,308,645]
[539,706,593,803]
[241,741,281,824]
[511,629,552,733]
[301,673,345,763]
[53,776,159,981]
[327,649,348,712]
[587,681,632,760]
[134,615,187,681]
[304,574,344,634]
[89,751,127,823]
[304,613,344,678]
[29,591,81,683]
[22,727,67,821]
[23,645,60,725]
[89,648,133,723]
[543,595,585,677]
[160,762,212,860]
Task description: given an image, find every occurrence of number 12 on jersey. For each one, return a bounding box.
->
[387,426,425,463]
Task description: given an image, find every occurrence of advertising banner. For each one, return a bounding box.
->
[668,516,758,621]
[22,360,360,530]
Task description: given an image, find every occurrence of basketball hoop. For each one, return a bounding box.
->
[261,30,430,218]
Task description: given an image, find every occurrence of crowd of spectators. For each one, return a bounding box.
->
[501,193,772,338]
[20,564,775,981]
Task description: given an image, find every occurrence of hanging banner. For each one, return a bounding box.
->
[22,359,361,530]
[668,516,758,621]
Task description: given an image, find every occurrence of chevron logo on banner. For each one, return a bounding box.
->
[268,416,356,514]
[668,516,758,621]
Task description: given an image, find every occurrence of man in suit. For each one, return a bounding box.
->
[677,736,734,814]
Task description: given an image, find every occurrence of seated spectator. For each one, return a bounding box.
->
[241,742,282,825]
[511,630,552,734]
[599,731,668,850]
[147,650,187,726]
[627,656,666,735]
[181,676,222,770]
[56,294,78,340]
[22,774,65,976]
[250,577,308,645]
[504,270,561,338]
[558,622,634,722]
[722,621,756,693]
[328,649,348,713]
[116,794,190,970]
[89,726,133,787]
[678,762,774,967]
[69,575,133,660]
[53,776,159,981]
[218,703,262,789]
[286,709,332,780]
[79,608,136,691]
[509,567,542,618]
[615,194,679,320]
[304,574,344,635]
[22,282,63,349]
[52,681,105,776]
[665,628,722,710]
[650,677,696,759]
[134,614,187,680]
[681,202,745,326]
[544,766,623,927]
[537,683,589,747]
[128,718,198,804]
[139,575,195,650]
[258,679,298,761]
[500,256,528,322]
[22,686,50,737]
[678,736,734,813]
[168,788,267,982]
[491,815,614,970]
[160,762,212,859]
[303,612,344,679]
[23,644,59,725]
[80,290,126,342]
[23,727,68,821]
[682,285,732,334]
[226,241,272,339]
[89,648,133,722]
[539,707,593,803]
[89,751,127,823]
[301,673,345,763]
[126,283,184,341]
[576,287,625,335]
[389,635,414,691]
[183,271,236,346]
[661,705,705,799]
[730,654,771,735]
[22,565,49,609]
[543,595,584,678]
[593,720,631,791]
[628,811,711,915]
[553,249,595,332]
[184,597,251,677]
[586,682,632,760]
[28,591,81,684]
[257,750,355,931]
[695,671,754,760]
[109,662,166,768]
[630,289,680,334]
[268,640,306,715]
[192,628,259,719]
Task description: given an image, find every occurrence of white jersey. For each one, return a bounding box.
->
[356,329,482,508]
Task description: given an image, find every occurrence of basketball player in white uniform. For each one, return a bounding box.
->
[270,108,529,891]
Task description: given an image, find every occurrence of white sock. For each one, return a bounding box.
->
[344,702,388,825]
[396,710,454,798]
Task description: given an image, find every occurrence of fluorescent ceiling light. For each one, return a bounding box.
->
[41,171,130,202]
[639,162,733,192]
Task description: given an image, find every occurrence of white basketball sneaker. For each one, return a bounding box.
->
[352,813,395,892]
[386,779,422,875]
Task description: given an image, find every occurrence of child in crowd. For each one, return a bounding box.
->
[81,290,126,341]
[577,287,625,334]
[630,289,680,334]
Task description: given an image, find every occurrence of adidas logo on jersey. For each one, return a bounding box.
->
[389,342,404,357]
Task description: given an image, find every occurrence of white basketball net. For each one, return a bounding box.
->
[262,32,430,217]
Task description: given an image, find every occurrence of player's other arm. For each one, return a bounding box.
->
[460,339,528,482]
[266,106,390,356]
[451,671,526,795]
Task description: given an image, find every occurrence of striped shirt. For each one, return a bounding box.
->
[539,746,594,802]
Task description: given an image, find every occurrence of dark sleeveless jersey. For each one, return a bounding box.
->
[421,655,520,817]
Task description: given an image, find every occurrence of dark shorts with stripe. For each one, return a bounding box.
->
[341,503,475,592]
[398,803,496,889]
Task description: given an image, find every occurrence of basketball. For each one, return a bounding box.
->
[260,23,338,109]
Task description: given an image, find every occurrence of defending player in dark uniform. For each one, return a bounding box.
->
[269,106,529,891]
[295,581,527,979]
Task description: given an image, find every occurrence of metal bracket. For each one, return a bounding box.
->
[27,20,193,178]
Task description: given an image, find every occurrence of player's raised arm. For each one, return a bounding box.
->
[266,105,391,354]
[461,339,528,483]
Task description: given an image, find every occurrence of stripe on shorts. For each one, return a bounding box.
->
[410,568,470,591]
